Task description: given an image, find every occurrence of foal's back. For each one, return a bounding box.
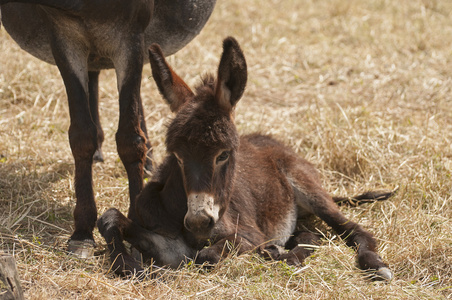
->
[225,133,319,246]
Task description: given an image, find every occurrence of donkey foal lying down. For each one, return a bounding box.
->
[97,37,394,280]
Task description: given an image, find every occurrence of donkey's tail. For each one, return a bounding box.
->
[333,187,398,206]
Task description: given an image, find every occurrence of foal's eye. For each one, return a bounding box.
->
[216,151,230,164]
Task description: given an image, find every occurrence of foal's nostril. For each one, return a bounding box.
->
[200,215,215,230]
[184,218,192,232]
[184,214,215,234]
[207,216,215,229]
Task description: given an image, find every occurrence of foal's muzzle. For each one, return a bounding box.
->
[184,193,219,239]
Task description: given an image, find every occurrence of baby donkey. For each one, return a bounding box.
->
[98,37,394,280]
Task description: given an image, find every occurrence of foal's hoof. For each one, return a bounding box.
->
[195,248,221,267]
[260,244,286,260]
[110,253,147,279]
[374,267,393,281]
[67,239,96,258]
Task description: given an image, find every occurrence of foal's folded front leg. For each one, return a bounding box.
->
[97,208,145,276]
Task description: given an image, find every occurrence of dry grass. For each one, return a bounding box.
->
[1,0,452,298]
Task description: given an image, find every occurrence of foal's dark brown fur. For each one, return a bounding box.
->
[97,37,393,280]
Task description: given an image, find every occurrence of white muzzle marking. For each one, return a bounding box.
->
[186,192,220,223]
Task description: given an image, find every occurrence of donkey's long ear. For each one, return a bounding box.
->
[215,37,247,112]
[148,44,194,112]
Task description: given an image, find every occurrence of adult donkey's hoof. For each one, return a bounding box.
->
[143,149,154,176]
[93,149,104,163]
[67,239,96,258]
[374,267,393,281]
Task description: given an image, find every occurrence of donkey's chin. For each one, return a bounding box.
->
[190,229,213,242]
[184,219,215,242]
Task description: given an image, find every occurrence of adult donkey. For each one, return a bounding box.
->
[97,37,394,280]
[0,0,216,256]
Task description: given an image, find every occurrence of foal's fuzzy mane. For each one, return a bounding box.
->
[194,73,216,98]
[165,72,239,152]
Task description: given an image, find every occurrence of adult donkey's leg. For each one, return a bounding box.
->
[87,71,150,168]
[138,100,154,173]
[88,70,146,167]
[88,71,105,163]
[50,36,98,256]
[114,34,147,221]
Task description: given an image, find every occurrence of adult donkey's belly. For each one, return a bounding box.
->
[1,0,216,70]
[144,0,217,57]
[1,5,55,65]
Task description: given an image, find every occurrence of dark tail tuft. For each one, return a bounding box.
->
[333,186,398,206]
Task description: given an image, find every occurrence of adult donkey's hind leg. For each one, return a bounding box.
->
[88,71,105,163]
[87,70,152,171]
[138,97,154,173]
